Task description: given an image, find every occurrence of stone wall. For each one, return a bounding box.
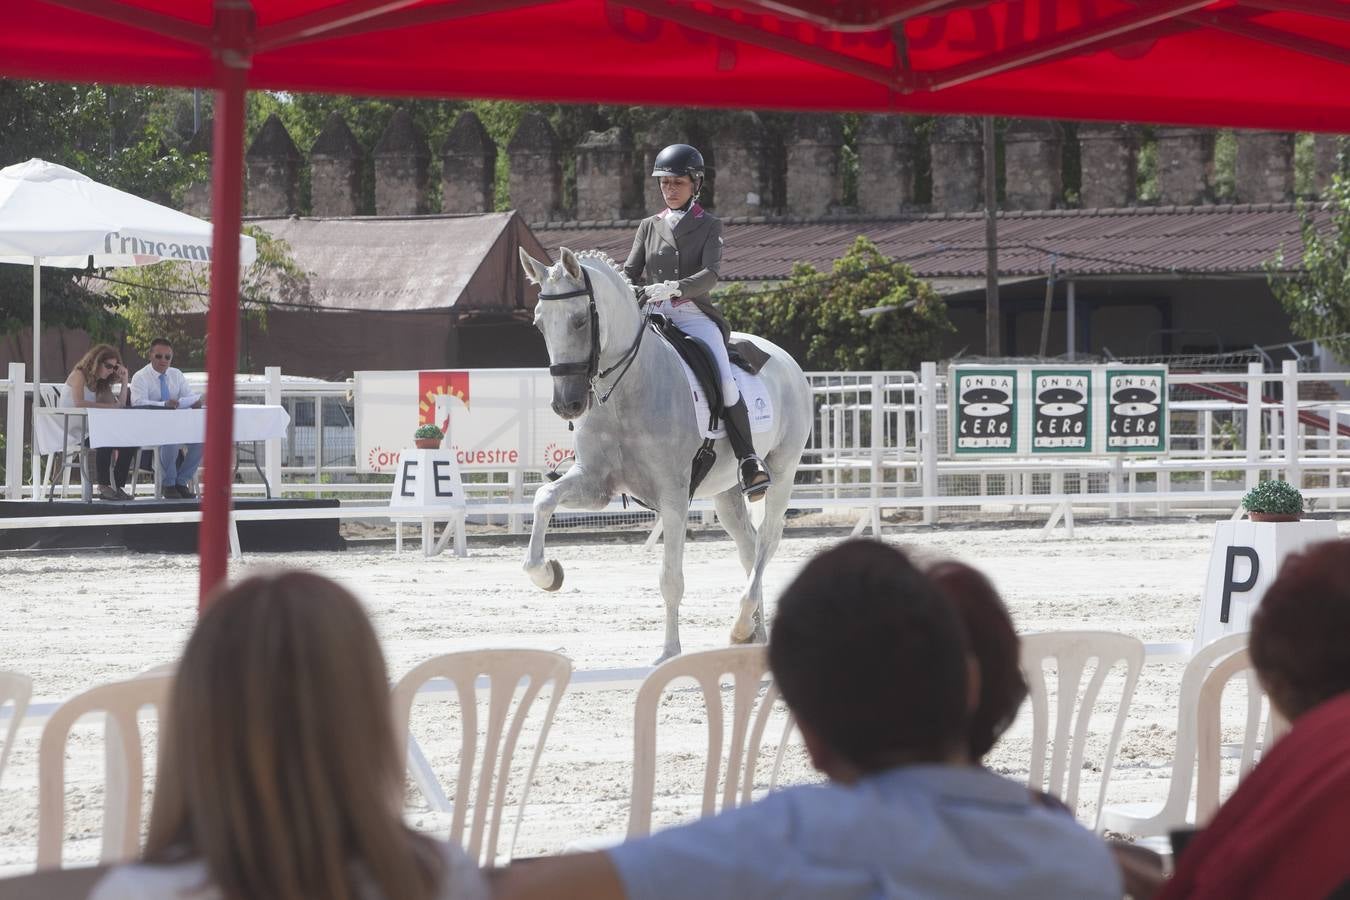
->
[209,109,1346,225]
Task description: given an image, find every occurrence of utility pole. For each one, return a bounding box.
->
[983,116,1000,357]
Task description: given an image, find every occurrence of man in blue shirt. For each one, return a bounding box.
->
[493,540,1122,899]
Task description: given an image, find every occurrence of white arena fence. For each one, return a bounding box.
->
[3,361,1348,536]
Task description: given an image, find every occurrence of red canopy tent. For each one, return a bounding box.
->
[2,0,1347,605]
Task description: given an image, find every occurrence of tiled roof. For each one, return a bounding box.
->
[533,204,1323,283]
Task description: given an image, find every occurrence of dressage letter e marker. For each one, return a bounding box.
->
[400,459,418,497]
[433,460,457,498]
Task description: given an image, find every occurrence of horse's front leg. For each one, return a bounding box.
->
[654,500,692,664]
[524,466,609,591]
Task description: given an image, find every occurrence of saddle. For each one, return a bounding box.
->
[648,315,765,500]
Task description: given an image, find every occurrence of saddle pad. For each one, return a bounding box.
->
[680,360,774,440]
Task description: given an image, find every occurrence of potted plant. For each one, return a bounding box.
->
[1241,479,1304,522]
[414,423,444,450]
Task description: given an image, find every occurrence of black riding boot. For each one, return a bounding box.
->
[723,398,771,501]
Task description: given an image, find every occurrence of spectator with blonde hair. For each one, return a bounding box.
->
[90,570,488,900]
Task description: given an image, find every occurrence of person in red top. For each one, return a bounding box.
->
[1152,538,1350,900]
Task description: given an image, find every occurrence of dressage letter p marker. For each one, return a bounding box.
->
[1221,546,1259,624]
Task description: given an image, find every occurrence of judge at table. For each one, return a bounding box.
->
[130,337,203,499]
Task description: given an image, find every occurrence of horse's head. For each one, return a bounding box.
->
[521,246,596,420]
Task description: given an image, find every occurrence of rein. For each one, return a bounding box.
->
[539,267,647,406]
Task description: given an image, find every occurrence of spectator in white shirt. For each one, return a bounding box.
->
[130,337,203,499]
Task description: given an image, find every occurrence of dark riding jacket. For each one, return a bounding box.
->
[623,203,770,371]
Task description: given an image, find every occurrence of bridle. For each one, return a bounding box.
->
[538,267,646,407]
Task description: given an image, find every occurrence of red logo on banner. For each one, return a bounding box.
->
[418,371,471,430]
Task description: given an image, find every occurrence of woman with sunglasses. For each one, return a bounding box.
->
[62,343,137,500]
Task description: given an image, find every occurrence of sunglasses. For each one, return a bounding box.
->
[152,353,172,360]
[101,360,119,369]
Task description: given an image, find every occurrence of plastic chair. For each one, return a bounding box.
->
[1020,631,1145,830]
[126,447,158,498]
[391,649,571,866]
[0,864,110,899]
[34,385,89,501]
[1099,632,1251,838]
[628,645,794,839]
[0,671,33,791]
[36,674,173,869]
[1195,646,1286,824]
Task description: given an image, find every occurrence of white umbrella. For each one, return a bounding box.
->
[0,158,257,498]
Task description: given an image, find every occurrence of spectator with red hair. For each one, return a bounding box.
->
[1152,538,1350,900]
[924,560,1028,764]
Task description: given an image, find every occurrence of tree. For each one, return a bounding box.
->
[102,225,311,371]
[719,236,953,371]
[1267,160,1350,363]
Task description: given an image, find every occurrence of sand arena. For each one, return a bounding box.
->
[2,518,1344,872]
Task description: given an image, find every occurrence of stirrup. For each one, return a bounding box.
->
[739,456,771,501]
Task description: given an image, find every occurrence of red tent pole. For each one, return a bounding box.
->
[198,0,253,609]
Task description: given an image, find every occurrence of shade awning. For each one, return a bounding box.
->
[2,1,1348,132]
[0,158,257,267]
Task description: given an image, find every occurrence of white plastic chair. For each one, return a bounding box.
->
[0,671,33,791]
[1020,630,1145,830]
[628,645,794,839]
[1194,646,1287,824]
[36,674,172,869]
[391,649,571,866]
[1099,632,1253,837]
[0,864,110,899]
[34,384,89,500]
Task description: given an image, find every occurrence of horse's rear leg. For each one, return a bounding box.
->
[713,490,757,576]
[655,501,692,664]
[524,466,609,591]
[729,476,793,644]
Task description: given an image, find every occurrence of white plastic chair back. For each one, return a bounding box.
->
[0,864,110,899]
[0,671,33,790]
[628,645,791,839]
[32,384,84,455]
[1020,630,1145,829]
[1098,632,1249,837]
[1195,646,1283,824]
[37,674,172,869]
[391,649,571,866]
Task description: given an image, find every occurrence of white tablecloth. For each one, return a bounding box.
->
[84,405,290,448]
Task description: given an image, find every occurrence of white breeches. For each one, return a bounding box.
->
[653,300,739,406]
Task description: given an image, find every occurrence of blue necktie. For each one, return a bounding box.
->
[159,372,169,403]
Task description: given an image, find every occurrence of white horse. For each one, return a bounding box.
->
[519,247,813,662]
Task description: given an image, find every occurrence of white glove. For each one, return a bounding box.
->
[645,280,682,304]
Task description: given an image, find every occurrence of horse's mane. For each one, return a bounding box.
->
[573,249,635,299]
[573,249,623,275]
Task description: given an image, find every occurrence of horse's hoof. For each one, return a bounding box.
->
[729,627,754,645]
[541,559,564,592]
[652,647,680,665]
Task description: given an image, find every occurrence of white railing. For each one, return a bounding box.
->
[4,361,1348,530]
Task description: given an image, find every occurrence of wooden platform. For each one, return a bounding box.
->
[0,498,344,553]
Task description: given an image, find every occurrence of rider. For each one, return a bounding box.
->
[622,143,772,501]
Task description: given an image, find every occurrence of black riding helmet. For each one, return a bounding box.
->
[651,143,705,177]
[652,143,705,200]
